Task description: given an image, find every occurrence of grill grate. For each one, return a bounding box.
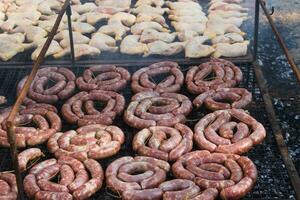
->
[0,63,296,199]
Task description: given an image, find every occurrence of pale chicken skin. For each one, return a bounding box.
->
[98,21,130,40]
[31,39,62,60]
[136,13,168,28]
[131,5,169,15]
[211,33,244,44]
[135,0,164,7]
[185,36,215,58]
[140,29,176,43]
[54,30,90,48]
[144,41,185,57]
[89,32,118,52]
[213,41,249,58]
[120,35,148,55]
[131,22,169,35]
[54,44,100,59]
[108,12,136,26]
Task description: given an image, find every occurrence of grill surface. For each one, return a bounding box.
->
[0,63,296,199]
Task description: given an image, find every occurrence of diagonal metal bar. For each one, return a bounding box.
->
[259,0,300,84]
[66,4,75,67]
[4,0,70,199]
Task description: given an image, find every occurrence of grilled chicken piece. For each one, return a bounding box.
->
[96,0,131,9]
[168,8,205,16]
[54,44,100,59]
[72,3,97,14]
[168,15,208,23]
[144,41,185,57]
[136,13,168,28]
[131,22,169,35]
[213,41,249,58]
[12,25,47,42]
[54,30,90,48]
[172,22,206,34]
[31,39,62,60]
[209,2,248,12]
[135,0,164,7]
[120,35,148,55]
[185,36,215,58]
[108,12,136,26]
[0,40,30,61]
[61,22,95,34]
[98,21,129,40]
[211,33,244,44]
[131,5,169,15]
[208,10,248,18]
[177,30,199,42]
[204,17,244,38]
[140,29,176,43]
[94,6,128,14]
[166,1,202,10]
[89,32,118,52]
[79,12,111,25]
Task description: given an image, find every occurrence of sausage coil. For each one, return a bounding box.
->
[18,148,44,172]
[76,65,130,92]
[24,156,104,200]
[0,104,61,148]
[106,156,170,200]
[124,91,192,129]
[61,90,125,127]
[186,58,243,94]
[133,124,193,161]
[0,173,17,200]
[172,150,257,200]
[193,88,252,111]
[17,67,76,105]
[48,124,125,161]
[131,61,184,93]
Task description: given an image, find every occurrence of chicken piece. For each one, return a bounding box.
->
[96,0,131,9]
[185,36,215,58]
[15,0,43,6]
[79,12,111,25]
[108,12,136,26]
[166,1,202,10]
[208,10,248,18]
[56,31,90,48]
[57,0,80,5]
[208,16,248,27]
[209,2,248,12]
[40,11,80,23]
[12,25,47,42]
[89,32,118,52]
[213,41,249,58]
[131,22,169,35]
[172,22,206,34]
[61,22,95,34]
[204,17,245,38]
[38,0,61,15]
[209,0,243,4]
[98,21,129,40]
[6,10,41,22]
[0,40,25,61]
[94,6,128,14]
[140,29,176,43]
[120,35,148,55]
[1,18,35,32]
[0,33,25,43]
[168,8,205,16]
[38,19,64,32]
[211,33,244,44]
[54,44,100,59]
[177,30,199,42]
[135,0,164,7]
[136,13,168,28]
[131,5,169,15]
[72,3,97,14]
[31,39,63,60]
[168,15,208,23]
[144,41,185,57]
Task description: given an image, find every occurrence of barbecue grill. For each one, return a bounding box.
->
[0,0,299,199]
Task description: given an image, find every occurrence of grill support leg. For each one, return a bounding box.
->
[66,4,75,68]
[253,0,260,61]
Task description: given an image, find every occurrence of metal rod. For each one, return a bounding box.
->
[259,0,300,84]
[254,61,300,199]
[253,0,260,61]
[5,0,70,199]
[66,4,75,67]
